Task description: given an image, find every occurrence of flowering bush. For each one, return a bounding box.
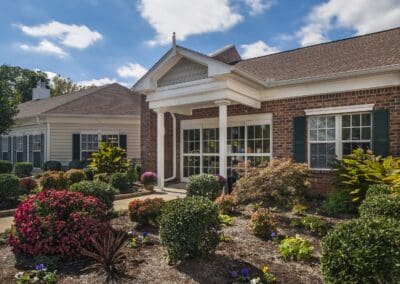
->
[186,173,221,200]
[249,208,277,239]
[215,194,236,214]
[140,172,157,186]
[19,177,38,193]
[40,171,68,190]
[128,198,164,226]
[232,158,311,209]
[64,169,86,185]
[8,190,110,259]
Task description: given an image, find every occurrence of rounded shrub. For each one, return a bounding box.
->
[64,169,86,186]
[0,174,20,200]
[68,160,84,169]
[365,184,391,199]
[321,218,400,283]
[8,190,110,259]
[0,160,13,174]
[359,192,400,220]
[186,174,221,200]
[43,160,62,171]
[40,171,68,190]
[128,198,165,226]
[249,208,277,239]
[110,172,130,193]
[94,173,110,184]
[215,194,236,215]
[159,197,220,263]
[69,180,118,210]
[14,162,33,178]
[19,177,38,193]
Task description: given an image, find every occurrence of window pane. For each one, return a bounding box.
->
[262,125,270,139]
[317,116,326,128]
[327,129,335,140]
[352,114,360,127]
[318,129,326,141]
[310,130,317,141]
[255,125,262,139]
[342,115,350,127]
[310,116,318,129]
[352,128,360,140]
[248,126,254,139]
[362,127,371,140]
[327,116,335,128]
[342,128,350,140]
[310,142,335,168]
[362,113,371,126]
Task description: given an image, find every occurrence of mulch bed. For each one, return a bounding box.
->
[0,208,345,283]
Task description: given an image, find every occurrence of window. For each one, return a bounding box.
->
[1,137,8,161]
[16,136,23,162]
[102,134,119,147]
[202,128,219,174]
[183,129,200,178]
[32,135,42,168]
[246,124,271,166]
[81,134,99,160]
[308,113,372,169]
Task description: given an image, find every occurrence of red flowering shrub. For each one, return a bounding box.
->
[19,177,38,193]
[8,190,110,259]
[128,198,164,226]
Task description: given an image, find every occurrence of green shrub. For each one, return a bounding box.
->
[94,173,111,184]
[249,208,277,239]
[43,160,62,171]
[0,160,12,174]
[279,235,314,261]
[0,173,20,200]
[128,198,165,226]
[291,203,307,216]
[110,172,130,193]
[290,215,330,237]
[88,143,130,174]
[40,171,68,190]
[320,190,358,216]
[321,218,400,283]
[215,194,236,214]
[69,181,118,210]
[83,167,96,181]
[359,192,400,220]
[14,162,33,177]
[219,214,234,226]
[365,184,392,199]
[127,163,141,184]
[232,158,311,209]
[68,160,84,169]
[186,173,221,200]
[64,169,86,185]
[159,197,220,263]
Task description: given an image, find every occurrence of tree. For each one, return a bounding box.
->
[0,81,19,135]
[50,75,88,97]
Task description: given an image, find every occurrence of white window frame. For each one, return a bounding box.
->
[307,112,372,170]
[80,131,120,160]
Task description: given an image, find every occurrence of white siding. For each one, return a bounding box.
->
[50,121,140,165]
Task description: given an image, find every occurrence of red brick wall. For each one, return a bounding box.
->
[140,86,400,194]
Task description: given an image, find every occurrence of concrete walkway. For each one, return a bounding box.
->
[0,190,186,233]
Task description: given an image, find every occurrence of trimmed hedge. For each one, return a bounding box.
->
[159,197,220,263]
[186,174,221,200]
[69,181,118,210]
[43,160,62,171]
[0,160,12,174]
[110,172,130,193]
[359,191,400,220]
[40,171,68,190]
[14,162,33,178]
[0,174,20,200]
[321,218,400,283]
[64,169,86,186]
[365,184,392,199]
[68,160,84,169]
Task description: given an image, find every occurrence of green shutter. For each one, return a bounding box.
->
[293,116,307,163]
[119,134,127,151]
[72,134,80,161]
[372,109,389,156]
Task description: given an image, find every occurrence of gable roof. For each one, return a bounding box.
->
[209,44,242,64]
[234,27,400,83]
[17,83,140,119]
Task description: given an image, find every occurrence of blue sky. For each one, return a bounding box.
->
[1,0,399,87]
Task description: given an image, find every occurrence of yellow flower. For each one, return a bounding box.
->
[262,266,269,273]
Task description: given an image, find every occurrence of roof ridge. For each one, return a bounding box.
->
[239,26,400,62]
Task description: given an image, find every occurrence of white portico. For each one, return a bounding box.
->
[133,40,265,189]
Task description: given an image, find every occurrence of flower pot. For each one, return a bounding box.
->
[144,184,155,191]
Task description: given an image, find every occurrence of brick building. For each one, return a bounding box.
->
[133,28,400,194]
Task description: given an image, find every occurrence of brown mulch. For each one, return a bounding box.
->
[0,209,346,284]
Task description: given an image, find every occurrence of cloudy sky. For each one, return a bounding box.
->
[1,0,400,87]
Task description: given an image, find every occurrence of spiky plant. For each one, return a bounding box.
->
[81,229,128,283]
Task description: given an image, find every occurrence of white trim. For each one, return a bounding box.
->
[305,104,375,116]
[46,123,51,162]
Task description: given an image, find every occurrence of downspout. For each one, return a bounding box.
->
[164,113,176,182]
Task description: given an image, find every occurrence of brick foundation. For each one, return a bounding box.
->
[140,86,400,194]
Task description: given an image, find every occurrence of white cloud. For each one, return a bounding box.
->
[240,40,280,59]
[18,21,103,49]
[77,77,129,87]
[117,63,148,79]
[297,0,400,47]
[137,0,243,46]
[19,40,68,58]
[44,71,58,80]
[244,0,274,15]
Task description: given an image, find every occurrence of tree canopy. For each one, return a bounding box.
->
[0,81,19,135]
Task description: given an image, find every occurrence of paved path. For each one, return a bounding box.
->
[0,190,186,233]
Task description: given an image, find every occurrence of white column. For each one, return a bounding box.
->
[216,100,230,180]
[156,110,165,189]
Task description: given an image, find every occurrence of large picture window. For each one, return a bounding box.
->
[183,129,200,178]
[81,134,99,160]
[308,112,372,169]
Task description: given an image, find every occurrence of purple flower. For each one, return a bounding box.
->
[271,231,277,238]
[35,263,45,271]
[141,172,157,185]
[143,231,149,237]
[214,174,226,186]
[240,268,250,278]
[229,270,238,278]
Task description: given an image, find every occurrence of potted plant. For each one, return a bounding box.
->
[141,172,157,191]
